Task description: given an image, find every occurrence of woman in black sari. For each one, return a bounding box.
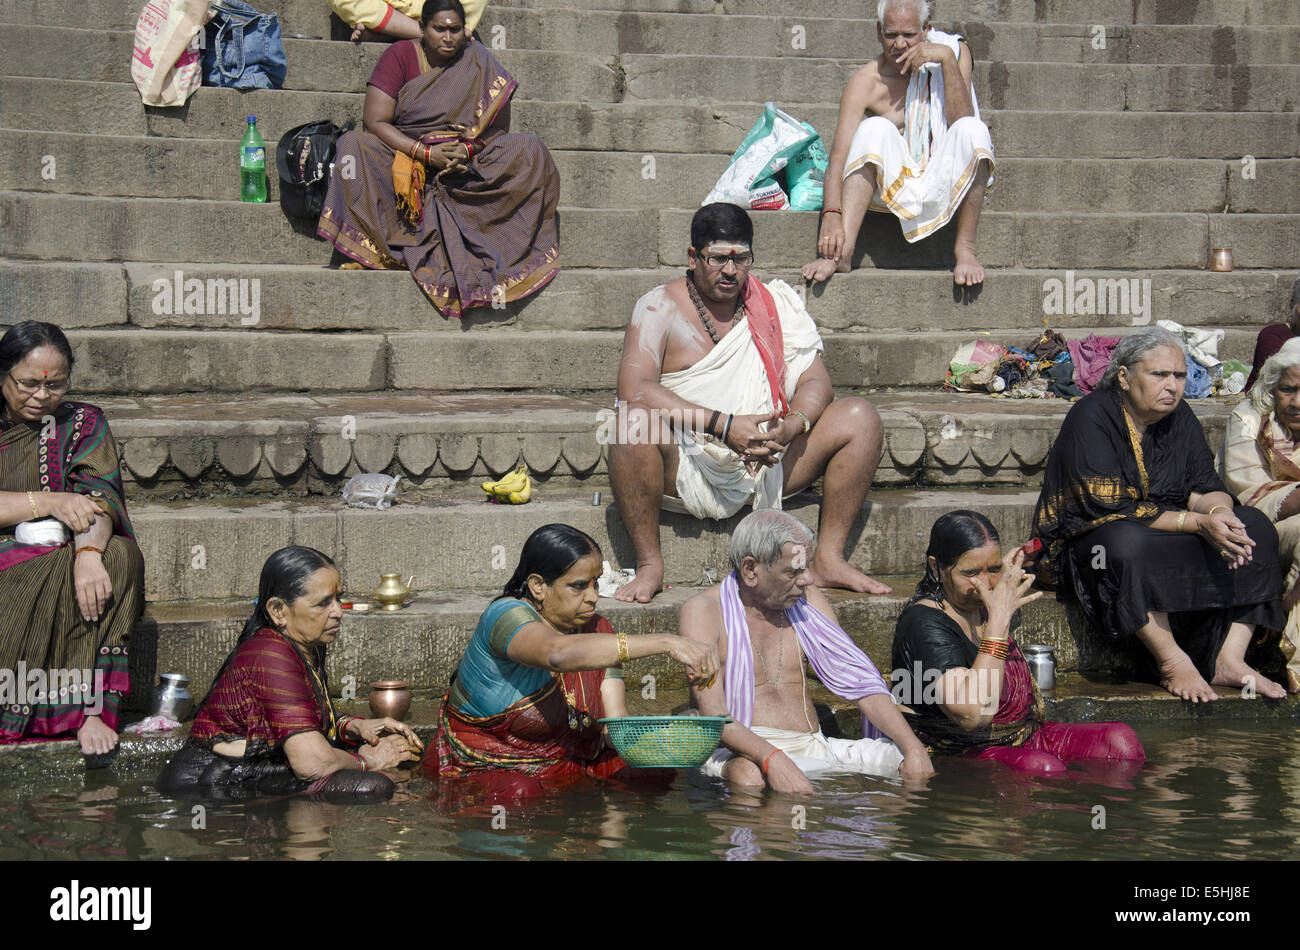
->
[1033,327,1287,702]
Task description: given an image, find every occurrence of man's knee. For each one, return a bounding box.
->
[819,397,882,441]
[724,756,765,786]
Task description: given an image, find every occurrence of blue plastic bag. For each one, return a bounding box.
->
[202,0,286,90]
[1185,358,1212,398]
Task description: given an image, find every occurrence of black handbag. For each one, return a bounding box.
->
[275,119,354,221]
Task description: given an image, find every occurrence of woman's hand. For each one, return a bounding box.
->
[662,636,719,688]
[419,141,469,173]
[74,551,113,623]
[42,492,100,533]
[357,733,419,770]
[354,717,424,754]
[971,548,1042,636]
[1198,508,1254,568]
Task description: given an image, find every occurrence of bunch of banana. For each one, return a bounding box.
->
[481,464,531,504]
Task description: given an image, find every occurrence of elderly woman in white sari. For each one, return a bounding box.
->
[1220,337,1300,691]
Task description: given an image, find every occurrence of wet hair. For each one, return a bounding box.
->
[877,0,931,24]
[907,510,999,607]
[690,203,754,253]
[729,509,815,574]
[1096,327,1188,393]
[420,0,466,28]
[1249,337,1300,415]
[0,321,75,377]
[498,524,601,602]
[240,546,338,642]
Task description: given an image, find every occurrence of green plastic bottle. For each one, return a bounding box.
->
[239,115,267,203]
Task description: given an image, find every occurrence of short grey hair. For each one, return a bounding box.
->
[729,509,816,574]
[877,0,932,24]
[1096,327,1188,393]
[1249,337,1300,416]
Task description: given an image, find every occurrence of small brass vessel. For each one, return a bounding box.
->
[372,573,414,611]
[1209,248,1234,272]
[369,681,412,720]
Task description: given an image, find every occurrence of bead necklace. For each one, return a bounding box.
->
[685,272,744,345]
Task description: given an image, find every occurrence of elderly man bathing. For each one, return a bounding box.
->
[680,510,933,792]
[803,0,995,287]
[608,202,890,604]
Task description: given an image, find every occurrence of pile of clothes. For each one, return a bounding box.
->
[945,323,1249,400]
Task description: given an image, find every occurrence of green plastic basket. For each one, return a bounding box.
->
[598,715,731,768]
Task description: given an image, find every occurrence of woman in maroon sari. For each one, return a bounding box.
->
[157,546,421,802]
[891,511,1145,776]
[318,0,560,317]
[426,524,718,801]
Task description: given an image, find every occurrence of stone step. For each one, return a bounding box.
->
[12,0,1299,39]
[77,390,1237,496]
[10,129,1295,214]
[13,260,1288,334]
[49,325,1261,395]
[6,25,1299,111]
[133,581,1169,703]
[7,192,1295,269]
[10,78,1298,160]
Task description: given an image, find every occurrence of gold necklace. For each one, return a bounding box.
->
[753,627,786,686]
[557,673,592,731]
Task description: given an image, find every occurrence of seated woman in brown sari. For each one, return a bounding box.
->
[0,321,144,762]
[318,0,560,318]
[157,546,421,802]
[426,524,718,798]
[892,511,1144,776]
[1034,327,1289,703]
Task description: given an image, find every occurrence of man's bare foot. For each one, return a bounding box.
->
[614,561,663,603]
[1157,653,1218,702]
[953,241,985,286]
[807,555,892,595]
[77,715,119,756]
[801,257,843,283]
[1212,656,1287,699]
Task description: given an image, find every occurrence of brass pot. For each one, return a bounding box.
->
[372,573,414,611]
[369,681,412,720]
[1209,248,1234,272]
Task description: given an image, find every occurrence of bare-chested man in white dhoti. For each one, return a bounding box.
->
[608,203,891,604]
[802,0,995,287]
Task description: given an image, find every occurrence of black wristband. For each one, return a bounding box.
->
[706,409,721,438]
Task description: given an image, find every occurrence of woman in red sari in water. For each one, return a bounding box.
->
[891,511,1145,776]
[426,524,718,797]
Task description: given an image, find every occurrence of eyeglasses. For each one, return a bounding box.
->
[701,252,754,268]
[7,372,69,397]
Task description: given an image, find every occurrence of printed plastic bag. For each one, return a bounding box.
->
[131,0,209,106]
[703,103,817,211]
[785,130,828,211]
[202,0,287,90]
[341,474,401,509]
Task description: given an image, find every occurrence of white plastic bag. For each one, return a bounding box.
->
[703,103,817,211]
[132,0,209,107]
[341,474,401,509]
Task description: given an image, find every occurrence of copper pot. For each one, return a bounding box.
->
[368,680,412,720]
[1209,248,1234,272]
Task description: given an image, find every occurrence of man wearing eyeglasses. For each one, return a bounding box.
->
[608,202,890,604]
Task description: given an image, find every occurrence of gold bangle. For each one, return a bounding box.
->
[1208,505,1231,517]
[977,637,1009,660]
[1177,510,1187,532]
[616,631,630,665]
[27,491,39,520]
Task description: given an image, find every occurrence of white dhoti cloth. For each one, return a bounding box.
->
[657,278,823,520]
[842,29,995,242]
[701,725,903,779]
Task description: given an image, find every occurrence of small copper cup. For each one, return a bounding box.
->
[369,680,412,720]
[1209,248,1234,272]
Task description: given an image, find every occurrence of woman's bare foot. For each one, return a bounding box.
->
[77,715,119,756]
[1212,656,1287,699]
[953,240,985,286]
[1157,653,1218,702]
[614,561,663,603]
[801,257,843,283]
[807,554,892,594]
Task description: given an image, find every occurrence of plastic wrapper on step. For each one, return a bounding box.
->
[341,473,401,509]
